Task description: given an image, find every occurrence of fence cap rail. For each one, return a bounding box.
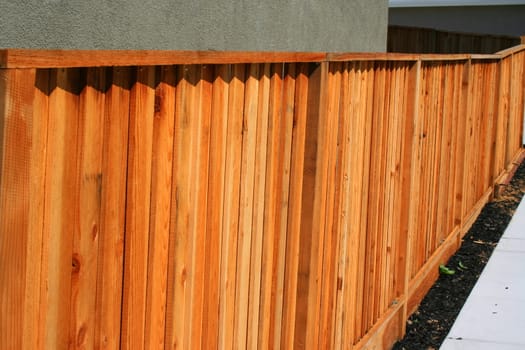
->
[0,49,329,68]
[496,44,525,57]
[1,46,524,68]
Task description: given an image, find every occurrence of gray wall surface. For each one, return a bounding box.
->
[0,0,388,52]
[389,6,525,37]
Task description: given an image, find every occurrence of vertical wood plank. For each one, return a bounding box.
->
[351,61,375,344]
[69,68,106,349]
[453,61,470,231]
[318,62,342,350]
[303,61,333,350]
[258,63,284,350]
[293,62,323,350]
[333,62,351,350]
[121,66,155,350]
[280,62,309,350]
[404,59,422,324]
[143,66,176,349]
[201,64,229,350]
[396,62,416,335]
[165,64,212,350]
[38,68,81,349]
[272,62,296,350]
[187,64,213,350]
[94,67,132,349]
[0,68,37,350]
[25,69,50,350]
[233,63,259,350]
[340,62,369,348]
[246,63,270,350]
[217,64,245,350]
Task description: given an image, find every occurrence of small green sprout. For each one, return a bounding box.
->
[458,261,468,270]
[439,264,456,275]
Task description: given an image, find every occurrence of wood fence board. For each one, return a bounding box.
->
[217,63,244,350]
[453,61,470,231]
[0,68,36,349]
[201,64,229,350]
[280,62,308,350]
[188,64,213,350]
[42,68,82,349]
[293,62,321,349]
[234,62,259,349]
[398,61,417,334]
[88,67,130,348]
[25,69,49,350]
[0,49,328,68]
[94,67,132,349]
[246,63,270,350]
[258,63,284,350]
[353,61,375,343]
[303,62,331,350]
[318,62,342,349]
[121,66,155,349]
[272,62,297,349]
[332,62,351,350]
[143,66,176,349]
[69,67,106,349]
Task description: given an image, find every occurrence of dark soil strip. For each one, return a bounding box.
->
[393,159,525,350]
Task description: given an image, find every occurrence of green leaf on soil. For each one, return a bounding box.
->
[439,264,456,275]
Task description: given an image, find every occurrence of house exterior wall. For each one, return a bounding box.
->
[389,5,525,37]
[0,0,388,52]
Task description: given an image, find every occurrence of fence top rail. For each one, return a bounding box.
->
[1,46,524,69]
[496,44,525,57]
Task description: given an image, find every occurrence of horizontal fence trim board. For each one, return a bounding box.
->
[496,44,525,56]
[419,54,471,61]
[470,54,502,60]
[2,47,525,69]
[0,49,327,68]
[354,302,405,350]
[406,226,461,316]
[326,52,420,61]
[460,188,494,238]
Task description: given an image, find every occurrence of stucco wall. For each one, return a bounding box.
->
[389,6,525,37]
[0,0,388,52]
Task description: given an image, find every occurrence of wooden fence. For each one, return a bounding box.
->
[388,25,521,54]
[1,46,524,349]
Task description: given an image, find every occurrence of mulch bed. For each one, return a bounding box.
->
[393,159,525,350]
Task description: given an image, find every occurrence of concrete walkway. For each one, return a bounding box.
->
[441,197,525,349]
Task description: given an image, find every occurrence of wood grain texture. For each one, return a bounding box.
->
[69,68,106,350]
[43,68,81,349]
[0,49,327,68]
[201,64,229,350]
[143,66,176,349]
[121,66,155,350]
[217,64,245,350]
[0,68,37,349]
[25,69,49,350]
[94,67,132,349]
